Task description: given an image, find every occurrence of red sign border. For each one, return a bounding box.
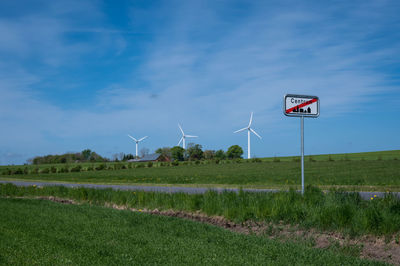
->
[283,94,319,118]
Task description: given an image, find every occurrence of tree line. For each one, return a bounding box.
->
[29,149,108,165]
[27,144,244,165]
[155,144,244,161]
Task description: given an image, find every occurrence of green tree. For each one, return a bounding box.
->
[82,149,92,161]
[171,146,185,161]
[215,149,226,160]
[203,150,215,160]
[226,145,243,159]
[155,147,172,158]
[187,143,203,161]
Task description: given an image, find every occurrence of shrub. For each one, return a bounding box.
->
[50,166,57,173]
[2,169,11,175]
[87,166,94,171]
[41,168,50,174]
[70,165,82,172]
[147,162,153,168]
[328,156,334,162]
[171,161,179,166]
[251,158,262,163]
[136,163,145,168]
[95,164,106,171]
[194,160,201,165]
[14,168,24,175]
[121,164,127,169]
[215,159,220,164]
[273,157,280,162]
[309,156,316,162]
[30,168,39,174]
[59,167,69,173]
[292,157,300,162]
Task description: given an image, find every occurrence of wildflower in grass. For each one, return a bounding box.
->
[33,185,37,188]
[370,197,373,200]
[139,209,142,212]
[374,195,377,198]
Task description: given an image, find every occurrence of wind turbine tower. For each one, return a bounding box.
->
[177,124,198,149]
[127,135,148,158]
[234,112,262,159]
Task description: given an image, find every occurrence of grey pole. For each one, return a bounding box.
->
[301,116,304,195]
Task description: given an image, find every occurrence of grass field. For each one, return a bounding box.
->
[1,150,399,191]
[0,197,384,265]
[2,183,400,236]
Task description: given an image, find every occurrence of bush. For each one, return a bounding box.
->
[70,165,82,172]
[309,156,316,162]
[135,163,145,168]
[2,169,11,175]
[59,167,69,173]
[171,161,179,166]
[95,164,106,171]
[251,158,262,163]
[30,168,39,174]
[50,166,57,173]
[147,162,153,168]
[41,168,50,174]
[328,156,334,162]
[13,168,24,175]
[215,159,220,164]
[273,157,280,162]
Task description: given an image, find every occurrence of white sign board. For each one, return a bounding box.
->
[284,94,319,117]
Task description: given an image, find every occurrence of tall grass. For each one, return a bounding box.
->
[1,183,399,236]
[0,198,381,265]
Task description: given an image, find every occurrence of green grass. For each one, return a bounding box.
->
[1,150,399,191]
[0,197,384,265]
[2,183,400,236]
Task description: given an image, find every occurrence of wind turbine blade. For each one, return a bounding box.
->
[127,134,137,142]
[178,124,184,135]
[234,127,247,133]
[250,128,262,139]
[185,135,198,138]
[178,137,183,146]
[138,136,148,142]
[248,112,253,127]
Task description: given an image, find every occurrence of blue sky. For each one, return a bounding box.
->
[1,0,399,165]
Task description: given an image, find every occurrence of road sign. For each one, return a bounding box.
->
[284,94,319,117]
[283,94,320,195]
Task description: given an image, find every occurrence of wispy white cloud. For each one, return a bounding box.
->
[0,0,399,164]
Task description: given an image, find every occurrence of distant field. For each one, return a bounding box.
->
[0,198,383,265]
[1,150,399,191]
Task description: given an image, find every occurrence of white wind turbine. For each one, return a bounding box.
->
[234,112,262,159]
[127,135,148,158]
[177,124,198,149]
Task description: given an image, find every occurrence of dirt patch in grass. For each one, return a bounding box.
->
[31,196,400,265]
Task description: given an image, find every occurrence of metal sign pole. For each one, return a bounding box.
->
[301,116,304,195]
[283,94,319,196]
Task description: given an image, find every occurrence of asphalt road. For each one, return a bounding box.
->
[1,180,399,200]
